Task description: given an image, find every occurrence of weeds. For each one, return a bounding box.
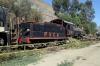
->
[57,61,73,66]
[0,51,42,66]
[60,38,98,49]
[47,46,60,52]
[0,38,98,66]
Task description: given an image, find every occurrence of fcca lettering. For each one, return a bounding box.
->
[44,32,59,37]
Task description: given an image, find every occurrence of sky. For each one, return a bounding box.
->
[43,0,100,27]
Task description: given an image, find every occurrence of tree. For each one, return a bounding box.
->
[19,0,31,16]
[26,9,43,22]
[85,0,95,22]
[0,0,13,11]
[89,22,97,34]
[70,0,80,13]
[52,0,70,14]
[0,0,32,17]
[52,0,97,34]
[0,0,43,22]
[0,0,21,16]
[57,13,72,22]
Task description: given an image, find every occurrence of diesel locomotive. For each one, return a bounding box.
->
[0,5,84,47]
[0,5,67,46]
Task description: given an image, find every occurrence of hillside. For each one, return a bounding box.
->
[30,0,57,22]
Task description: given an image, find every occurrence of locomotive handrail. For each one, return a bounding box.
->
[9,14,20,45]
[9,14,12,43]
[23,12,36,22]
[20,12,57,23]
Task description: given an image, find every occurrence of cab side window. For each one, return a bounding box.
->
[68,24,70,30]
[66,24,71,30]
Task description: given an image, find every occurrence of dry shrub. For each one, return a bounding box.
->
[61,38,97,49]
[57,60,74,66]
[47,47,60,52]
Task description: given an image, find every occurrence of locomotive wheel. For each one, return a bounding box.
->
[80,37,83,41]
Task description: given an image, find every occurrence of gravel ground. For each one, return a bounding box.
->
[27,43,100,66]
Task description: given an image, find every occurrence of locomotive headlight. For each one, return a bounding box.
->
[26,29,30,32]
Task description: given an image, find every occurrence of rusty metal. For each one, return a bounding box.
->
[9,14,12,41]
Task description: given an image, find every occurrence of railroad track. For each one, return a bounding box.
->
[0,40,66,53]
[0,38,99,54]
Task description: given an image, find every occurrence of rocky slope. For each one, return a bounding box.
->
[31,0,57,22]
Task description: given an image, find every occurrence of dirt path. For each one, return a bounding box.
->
[27,43,100,66]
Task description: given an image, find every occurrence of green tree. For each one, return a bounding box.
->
[85,0,95,22]
[58,13,72,22]
[0,0,13,11]
[70,0,80,13]
[52,0,70,14]
[89,22,97,34]
[19,0,31,16]
[52,0,97,34]
[0,0,43,22]
[0,0,21,16]
[26,9,43,22]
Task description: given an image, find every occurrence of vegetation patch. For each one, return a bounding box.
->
[57,61,74,66]
[60,38,98,49]
[96,46,100,47]
[0,51,42,66]
[0,38,99,66]
[47,46,60,52]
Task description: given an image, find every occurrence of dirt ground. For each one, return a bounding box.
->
[27,43,100,66]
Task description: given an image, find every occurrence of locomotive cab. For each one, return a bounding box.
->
[64,21,74,37]
[64,21,84,39]
[50,19,84,39]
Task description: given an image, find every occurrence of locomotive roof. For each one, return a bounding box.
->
[64,20,74,25]
[50,19,75,25]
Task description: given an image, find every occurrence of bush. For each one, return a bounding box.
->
[60,38,97,49]
[57,61,73,66]
[26,8,43,22]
